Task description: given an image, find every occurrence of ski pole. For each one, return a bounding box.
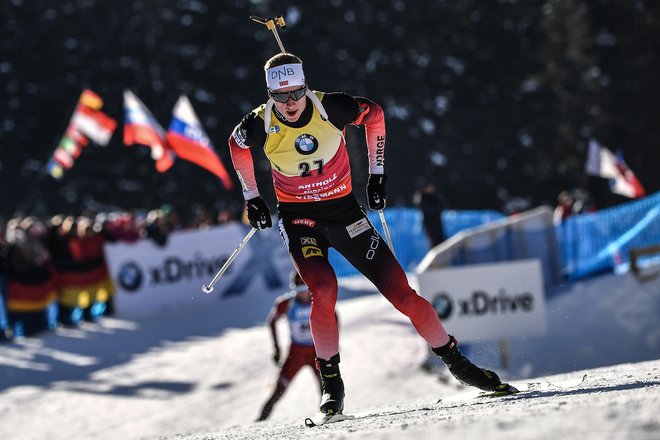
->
[250,15,287,53]
[377,209,395,256]
[202,227,257,294]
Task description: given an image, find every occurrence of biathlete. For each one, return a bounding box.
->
[257,272,320,421]
[228,52,514,417]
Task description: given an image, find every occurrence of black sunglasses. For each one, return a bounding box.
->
[269,86,307,103]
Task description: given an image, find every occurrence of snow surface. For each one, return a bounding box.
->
[0,270,659,440]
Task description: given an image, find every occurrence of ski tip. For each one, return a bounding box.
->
[477,383,519,398]
[501,383,520,394]
[305,413,355,427]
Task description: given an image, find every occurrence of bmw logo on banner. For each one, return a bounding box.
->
[431,292,454,320]
[117,261,143,292]
[294,134,318,155]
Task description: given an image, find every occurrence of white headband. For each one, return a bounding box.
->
[265,63,305,90]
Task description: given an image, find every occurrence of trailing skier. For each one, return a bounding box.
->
[257,272,323,421]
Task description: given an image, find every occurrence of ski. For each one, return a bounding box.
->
[477,374,588,398]
[304,413,355,427]
[476,383,520,398]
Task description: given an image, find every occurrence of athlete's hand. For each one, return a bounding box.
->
[272,346,281,364]
[246,197,272,229]
[366,174,387,210]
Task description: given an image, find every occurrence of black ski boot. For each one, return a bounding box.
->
[317,354,345,415]
[433,335,506,392]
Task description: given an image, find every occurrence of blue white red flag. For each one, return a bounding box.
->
[123,90,175,172]
[166,95,233,189]
[585,139,645,198]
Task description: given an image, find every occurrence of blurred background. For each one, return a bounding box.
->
[1,0,659,224]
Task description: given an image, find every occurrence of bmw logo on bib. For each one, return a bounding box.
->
[295,134,319,155]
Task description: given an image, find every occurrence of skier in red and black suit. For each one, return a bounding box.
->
[228,52,513,417]
[256,272,326,421]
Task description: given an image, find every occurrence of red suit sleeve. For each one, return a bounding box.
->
[353,98,385,174]
[228,130,260,200]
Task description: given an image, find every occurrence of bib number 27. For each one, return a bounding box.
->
[299,159,324,177]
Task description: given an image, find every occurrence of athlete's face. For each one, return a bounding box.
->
[270,85,307,122]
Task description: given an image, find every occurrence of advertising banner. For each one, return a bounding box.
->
[104,223,293,321]
[417,259,546,342]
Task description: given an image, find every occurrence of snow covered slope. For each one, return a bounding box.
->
[0,271,658,440]
[174,360,660,440]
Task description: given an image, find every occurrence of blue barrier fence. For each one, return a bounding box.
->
[0,277,7,332]
[557,191,660,279]
[329,208,504,276]
[331,192,660,281]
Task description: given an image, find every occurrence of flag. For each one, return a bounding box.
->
[46,159,65,179]
[71,90,117,146]
[45,89,116,179]
[123,90,175,173]
[47,129,86,179]
[53,147,75,169]
[58,129,84,159]
[65,125,90,149]
[586,139,646,198]
[72,105,116,146]
[166,95,233,189]
[80,89,104,110]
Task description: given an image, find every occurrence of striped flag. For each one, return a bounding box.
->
[123,90,175,173]
[585,139,645,198]
[46,89,116,179]
[71,90,116,146]
[166,95,233,189]
[72,105,116,146]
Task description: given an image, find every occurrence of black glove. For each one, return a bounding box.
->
[246,197,272,229]
[366,174,387,210]
[272,346,281,364]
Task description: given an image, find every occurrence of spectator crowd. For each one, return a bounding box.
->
[0,205,239,342]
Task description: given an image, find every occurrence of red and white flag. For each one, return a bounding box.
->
[123,90,175,173]
[71,90,117,146]
[166,95,233,189]
[585,139,645,198]
[46,89,116,179]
